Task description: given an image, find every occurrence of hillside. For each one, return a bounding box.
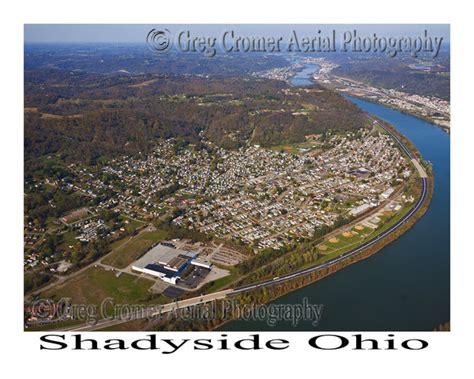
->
[25,72,367,167]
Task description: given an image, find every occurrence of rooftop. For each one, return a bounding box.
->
[132,244,196,270]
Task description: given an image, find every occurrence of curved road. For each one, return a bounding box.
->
[63,117,429,331]
[231,117,428,294]
[232,177,427,294]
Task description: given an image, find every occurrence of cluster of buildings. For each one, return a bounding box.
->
[253,63,304,81]
[24,251,49,269]
[312,59,450,131]
[51,129,409,252]
[378,89,450,130]
[24,124,411,260]
[169,132,409,250]
[73,219,108,243]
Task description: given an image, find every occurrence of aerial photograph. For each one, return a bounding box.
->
[23,24,450,332]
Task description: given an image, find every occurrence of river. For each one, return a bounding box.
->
[289,63,320,86]
[222,66,450,331]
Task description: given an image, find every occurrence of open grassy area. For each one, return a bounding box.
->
[41,266,155,306]
[270,141,321,154]
[120,215,146,233]
[340,231,365,244]
[58,231,80,251]
[368,205,411,236]
[326,236,350,249]
[314,204,413,265]
[102,229,168,269]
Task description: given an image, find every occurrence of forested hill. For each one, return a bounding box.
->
[24,44,290,76]
[25,71,367,167]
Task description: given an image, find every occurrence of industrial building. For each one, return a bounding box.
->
[380,187,395,200]
[349,203,373,217]
[131,244,212,284]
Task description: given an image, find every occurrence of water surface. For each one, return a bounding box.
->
[222,93,450,331]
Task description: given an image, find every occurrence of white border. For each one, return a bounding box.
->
[1,0,472,377]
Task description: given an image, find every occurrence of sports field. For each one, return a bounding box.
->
[315,204,412,264]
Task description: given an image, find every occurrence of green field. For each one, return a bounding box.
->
[120,215,146,232]
[58,231,80,251]
[270,141,321,154]
[41,266,155,306]
[102,229,168,269]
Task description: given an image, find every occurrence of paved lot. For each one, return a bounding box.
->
[182,266,211,288]
[150,280,169,294]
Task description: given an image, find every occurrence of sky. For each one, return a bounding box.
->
[24,24,450,43]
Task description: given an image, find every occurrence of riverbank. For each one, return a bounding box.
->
[70,171,431,332]
[216,122,434,331]
[343,92,450,134]
[80,88,448,333]
[225,96,449,331]
[95,92,447,333]
[112,112,434,332]
[143,169,433,332]
[295,61,450,134]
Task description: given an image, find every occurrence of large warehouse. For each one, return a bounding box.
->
[131,244,211,284]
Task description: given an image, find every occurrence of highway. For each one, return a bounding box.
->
[64,289,233,332]
[63,116,429,331]
[231,117,428,294]
[231,176,427,294]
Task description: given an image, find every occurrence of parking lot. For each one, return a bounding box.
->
[182,266,211,288]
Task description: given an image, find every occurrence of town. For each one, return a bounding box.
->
[256,57,450,132]
[24,124,412,273]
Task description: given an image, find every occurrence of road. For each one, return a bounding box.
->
[63,290,233,331]
[59,116,430,331]
[232,176,427,293]
[232,117,428,293]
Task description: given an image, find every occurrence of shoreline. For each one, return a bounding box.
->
[90,119,436,331]
[342,92,450,134]
[290,62,450,135]
[215,123,433,331]
[51,113,434,333]
[142,115,435,332]
[36,80,436,333]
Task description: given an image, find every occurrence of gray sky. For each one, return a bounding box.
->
[25,24,450,43]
